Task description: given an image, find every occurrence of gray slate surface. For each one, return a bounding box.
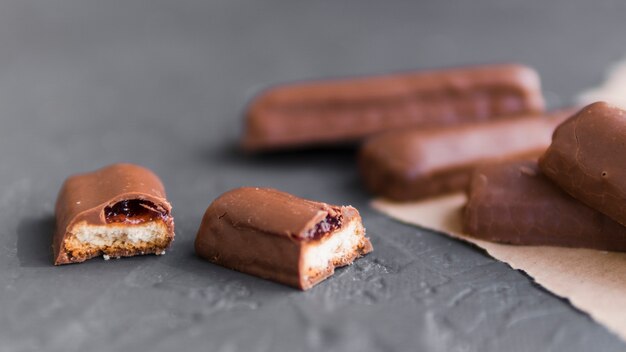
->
[1,1,625,351]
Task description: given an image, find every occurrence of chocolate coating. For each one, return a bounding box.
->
[359,110,570,201]
[464,160,626,251]
[243,64,545,151]
[194,187,373,290]
[540,102,626,227]
[53,163,175,265]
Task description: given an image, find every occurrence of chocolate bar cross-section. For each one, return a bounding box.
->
[53,163,175,265]
[194,187,373,290]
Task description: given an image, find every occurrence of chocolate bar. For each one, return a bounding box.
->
[540,102,626,227]
[242,64,545,151]
[464,160,626,251]
[53,163,175,265]
[359,110,570,201]
[194,187,372,290]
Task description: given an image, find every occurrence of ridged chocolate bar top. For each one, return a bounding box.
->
[359,109,571,201]
[243,64,545,151]
[203,187,345,241]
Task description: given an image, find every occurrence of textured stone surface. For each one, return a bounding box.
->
[1,1,625,351]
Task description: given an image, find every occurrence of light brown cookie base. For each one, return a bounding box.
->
[56,220,174,265]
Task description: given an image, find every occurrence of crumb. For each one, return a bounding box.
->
[103,254,110,260]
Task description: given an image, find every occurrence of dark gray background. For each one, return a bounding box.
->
[1,1,624,351]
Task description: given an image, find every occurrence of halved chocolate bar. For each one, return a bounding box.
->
[464,160,626,251]
[243,64,545,151]
[53,163,175,265]
[194,187,372,290]
[540,102,626,227]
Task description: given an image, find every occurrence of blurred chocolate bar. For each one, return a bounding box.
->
[540,102,626,227]
[243,64,545,151]
[464,160,626,251]
[359,110,570,201]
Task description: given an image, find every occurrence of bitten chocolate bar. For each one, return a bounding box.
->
[242,64,545,151]
[540,102,626,227]
[464,160,626,251]
[359,110,570,201]
[53,163,175,265]
[194,187,372,290]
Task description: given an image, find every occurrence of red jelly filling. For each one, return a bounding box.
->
[105,199,167,225]
[305,214,343,240]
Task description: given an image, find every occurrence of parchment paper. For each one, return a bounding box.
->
[372,193,626,341]
[578,58,626,109]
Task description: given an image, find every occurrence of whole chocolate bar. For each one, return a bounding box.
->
[464,160,626,251]
[53,163,175,265]
[242,64,545,151]
[540,102,626,227]
[194,187,372,290]
[359,110,570,201]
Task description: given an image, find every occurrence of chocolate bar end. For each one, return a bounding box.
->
[194,187,372,290]
[539,102,626,227]
[53,163,175,265]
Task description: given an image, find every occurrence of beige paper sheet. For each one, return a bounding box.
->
[372,193,626,341]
